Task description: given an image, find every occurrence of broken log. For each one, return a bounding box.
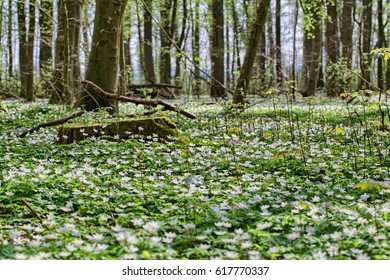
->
[18,111,85,138]
[82,80,197,119]
[57,117,187,144]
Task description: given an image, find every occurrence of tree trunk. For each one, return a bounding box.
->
[50,0,70,104]
[174,0,188,94]
[0,1,3,85]
[159,0,175,84]
[232,0,270,105]
[230,0,241,87]
[291,0,299,98]
[325,0,340,97]
[301,0,322,97]
[376,0,386,90]
[17,0,35,102]
[39,0,53,74]
[143,0,156,83]
[341,0,354,69]
[192,0,201,96]
[78,0,128,114]
[257,29,267,91]
[340,0,355,91]
[7,0,13,79]
[210,0,225,98]
[66,0,82,105]
[275,0,282,86]
[359,0,372,90]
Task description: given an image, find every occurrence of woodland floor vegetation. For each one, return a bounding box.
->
[0,96,389,260]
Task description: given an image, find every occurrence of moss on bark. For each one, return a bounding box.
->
[57,117,185,144]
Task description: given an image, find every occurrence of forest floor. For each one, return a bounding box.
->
[0,96,389,260]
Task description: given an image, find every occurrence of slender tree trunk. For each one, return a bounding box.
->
[39,0,53,74]
[66,0,82,105]
[50,0,70,104]
[78,0,128,114]
[230,0,241,82]
[159,0,174,84]
[143,0,156,83]
[376,0,386,90]
[233,0,270,105]
[340,0,355,90]
[124,11,133,82]
[119,27,127,97]
[301,0,322,97]
[210,0,225,98]
[174,0,188,93]
[0,1,3,85]
[192,0,200,96]
[359,0,372,90]
[17,0,35,101]
[291,0,299,97]
[387,0,390,90]
[275,0,282,86]
[341,0,354,69]
[325,0,340,97]
[258,29,267,90]
[267,11,274,88]
[7,0,13,79]
[82,3,91,57]
[225,12,230,89]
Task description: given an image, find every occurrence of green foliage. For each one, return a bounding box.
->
[0,98,389,260]
[370,48,390,62]
[0,101,7,112]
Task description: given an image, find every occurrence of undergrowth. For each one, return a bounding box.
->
[0,96,389,260]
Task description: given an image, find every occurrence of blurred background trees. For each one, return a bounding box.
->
[0,0,388,106]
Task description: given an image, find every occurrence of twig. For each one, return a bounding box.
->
[18,111,85,138]
[20,199,50,231]
[82,80,197,119]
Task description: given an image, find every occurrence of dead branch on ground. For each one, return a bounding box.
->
[18,111,85,138]
[82,80,197,119]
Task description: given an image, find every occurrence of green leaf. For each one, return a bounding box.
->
[335,127,345,135]
[353,180,390,192]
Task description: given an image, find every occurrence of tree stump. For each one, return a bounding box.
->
[57,117,184,144]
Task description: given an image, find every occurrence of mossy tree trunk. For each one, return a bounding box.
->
[232,0,270,105]
[78,0,128,114]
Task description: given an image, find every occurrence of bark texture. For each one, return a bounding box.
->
[78,0,128,114]
[232,0,270,105]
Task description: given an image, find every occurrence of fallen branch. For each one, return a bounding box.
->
[125,108,166,118]
[82,80,197,119]
[18,111,85,138]
[20,199,50,231]
[129,83,182,89]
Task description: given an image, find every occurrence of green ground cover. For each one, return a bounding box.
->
[0,97,389,259]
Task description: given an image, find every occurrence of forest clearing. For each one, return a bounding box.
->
[0,0,390,262]
[0,96,389,260]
